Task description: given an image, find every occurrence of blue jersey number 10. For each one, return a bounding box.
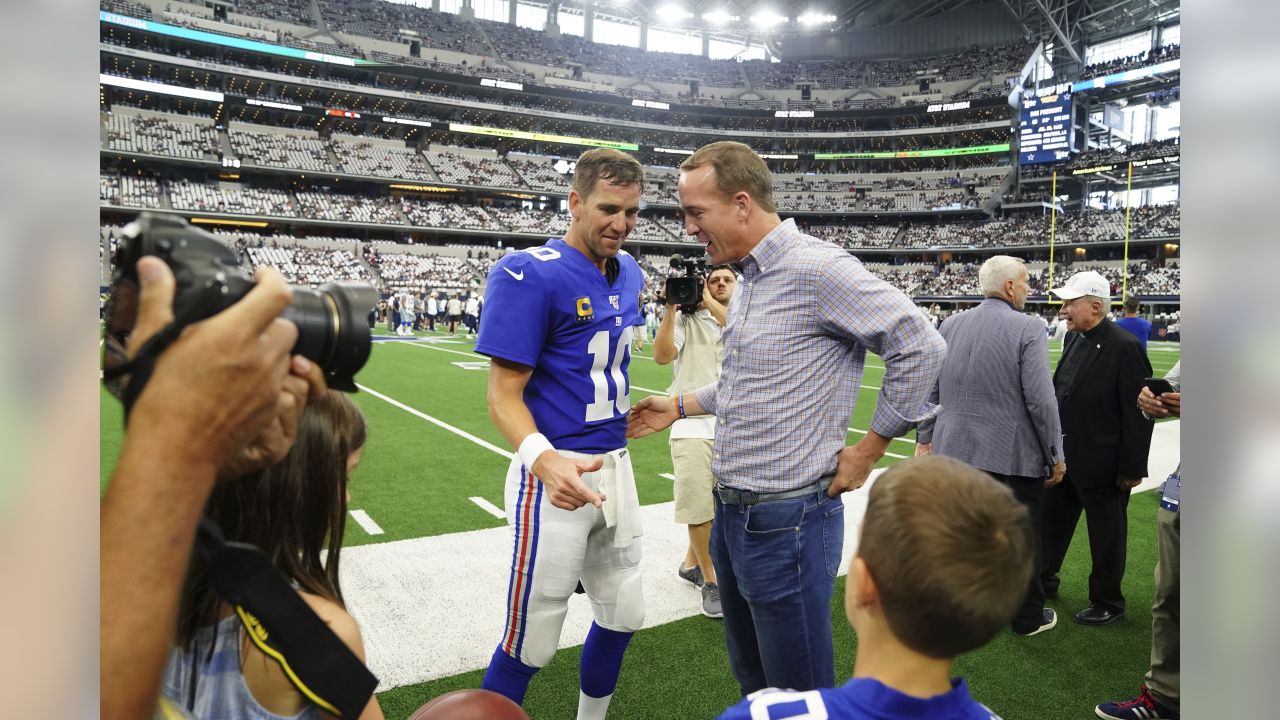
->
[585,327,632,422]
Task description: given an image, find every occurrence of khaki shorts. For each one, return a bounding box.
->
[671,438,715,525]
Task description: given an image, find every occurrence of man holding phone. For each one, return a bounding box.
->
[1096,360,1181,720]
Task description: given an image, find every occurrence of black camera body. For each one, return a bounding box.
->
[110,213,377,392]
[665,255,709,313]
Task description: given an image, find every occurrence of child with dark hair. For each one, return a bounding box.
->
[718,455,1034,720]
[162,392,383,720]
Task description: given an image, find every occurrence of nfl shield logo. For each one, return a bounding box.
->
[608,295,620,310]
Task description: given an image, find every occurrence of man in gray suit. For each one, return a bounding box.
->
[917,255,1066,636]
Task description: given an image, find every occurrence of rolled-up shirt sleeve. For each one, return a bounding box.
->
[815,260,947,438]
[694,381,718,416]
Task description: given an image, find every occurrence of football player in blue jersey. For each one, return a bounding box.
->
[474,149,648,720]
[717,456,1033,720]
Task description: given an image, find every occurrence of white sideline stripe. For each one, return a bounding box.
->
[349,510,384,536]
[468,496,506,519]
[658,473,676,481]
[342,420,1180,691]
[397,340,486,361]
[843,428,909,458]
[356,383,513,460]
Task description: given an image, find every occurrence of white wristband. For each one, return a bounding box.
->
[518,433,556,472]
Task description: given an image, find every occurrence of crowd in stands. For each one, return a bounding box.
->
[399,197,500,231]
[230,127,331,172]
[507,156,570,192]
[800,223,900,250]
[321,0,492,56]
[1080,43,1179,79]
[423,150,525,188]
[168,178,296,216]
[102,171,1179,249]
[99,220,1180,302]
[105,112,221,161]
[894,204,1180,249]
[242,244,368,284]
[293,191,403,225]
[102,0,151,18]
[486,206,570,237]
[231,0,313,28]
[866,260,1180,297]
[331,138,439,181]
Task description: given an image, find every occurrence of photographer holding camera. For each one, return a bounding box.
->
[653,262,737,618]
[101,215,379,720]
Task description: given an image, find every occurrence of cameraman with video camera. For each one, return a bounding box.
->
[653,260,737,618]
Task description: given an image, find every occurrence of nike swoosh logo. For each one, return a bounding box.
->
[503,267,524,281]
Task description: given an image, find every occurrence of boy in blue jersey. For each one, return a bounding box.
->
[475,148,647,720]
[718,456,1034,720]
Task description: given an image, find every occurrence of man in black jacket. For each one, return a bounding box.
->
[1041,270,1153,625]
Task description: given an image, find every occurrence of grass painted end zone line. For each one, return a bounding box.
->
[349,509,385,536]
[355,382,513,460]
[469,496,506,519]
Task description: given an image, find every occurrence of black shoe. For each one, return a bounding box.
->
[1075,605,1124,625]
[1013,608,1057,636]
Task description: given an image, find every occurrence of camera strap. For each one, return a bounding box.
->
[103,291,216,420]
[196,518,379,718]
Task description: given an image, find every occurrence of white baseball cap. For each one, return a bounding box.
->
[1051,270,1111,302]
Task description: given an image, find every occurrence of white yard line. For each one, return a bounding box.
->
[356,383,513,460]
[468,496,506,519]
[349,509,384,536]
[658,473,676,481]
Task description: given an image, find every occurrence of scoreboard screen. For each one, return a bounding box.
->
[1019,92,1073,164]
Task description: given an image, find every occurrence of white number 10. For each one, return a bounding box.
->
[585,327,631,422]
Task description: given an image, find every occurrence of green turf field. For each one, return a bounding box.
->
[100,330,1181,719]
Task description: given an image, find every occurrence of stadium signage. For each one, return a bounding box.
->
[1072,59,1180,92]
[814,143,1011,160]
[1133,155,1178,167]
[632,99,671,110]
[926,101,971,112]
[774,110,815,118]
[382,116,433,128]
[246,98,304,111]
[100,73,225,102]
[98,11,380,67]
[480,78,524,91]
[448,123,639,151]
[652,147,694,155]
[1071,164,1117,176]
[1071,155,1179,175]
[327,108,362,118]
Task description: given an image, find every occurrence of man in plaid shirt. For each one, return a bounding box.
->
[629,142,946,696]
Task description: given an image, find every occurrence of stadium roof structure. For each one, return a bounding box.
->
[583,0,1179,62]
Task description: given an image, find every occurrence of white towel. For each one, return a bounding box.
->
[599,448,643,548]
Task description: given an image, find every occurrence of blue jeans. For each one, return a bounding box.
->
[709,486,844,695]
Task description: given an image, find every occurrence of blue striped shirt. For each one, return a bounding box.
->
[694,219,946,492]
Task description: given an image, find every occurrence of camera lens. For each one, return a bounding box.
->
[282,283,379,392]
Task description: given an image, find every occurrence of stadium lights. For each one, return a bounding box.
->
[656,4,693,22]
[703,9,738,24]
[750,11,788,28]
[797,12,837,25]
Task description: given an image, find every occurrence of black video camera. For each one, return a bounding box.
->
[104,213,378,397]
[664,254,709,313]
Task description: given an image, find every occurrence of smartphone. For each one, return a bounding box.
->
[1144,377,1175,395]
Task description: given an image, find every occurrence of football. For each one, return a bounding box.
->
[407,689,530,720]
